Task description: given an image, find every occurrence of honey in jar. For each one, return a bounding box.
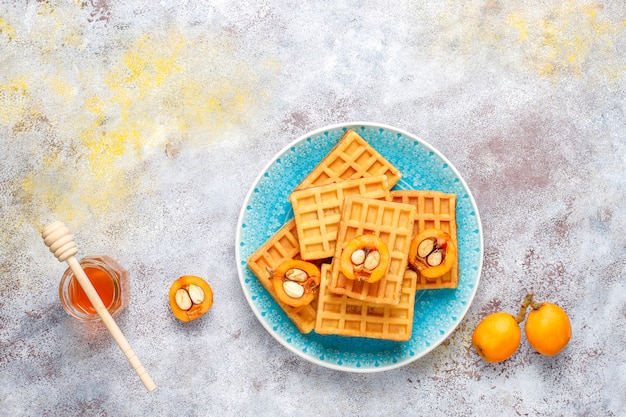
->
[59,255,129,322]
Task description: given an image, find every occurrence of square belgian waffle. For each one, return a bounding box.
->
[388,190,459,290]
[329,196,416,305]
[315,264,417,341]
[289,175,391,260]
[246,219,317,334]
[295,129,402,191]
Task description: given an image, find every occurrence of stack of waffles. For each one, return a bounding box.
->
[247,129,459,341]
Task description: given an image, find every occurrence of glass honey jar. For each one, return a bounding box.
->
[59,255,129,322]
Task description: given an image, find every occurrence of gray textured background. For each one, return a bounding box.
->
[1,1,625,416]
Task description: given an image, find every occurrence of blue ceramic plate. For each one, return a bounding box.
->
[236,122,483,372]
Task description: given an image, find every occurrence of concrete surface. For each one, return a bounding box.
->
[1,1,624,416]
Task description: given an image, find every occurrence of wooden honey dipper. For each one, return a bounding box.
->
[42,221,156,392]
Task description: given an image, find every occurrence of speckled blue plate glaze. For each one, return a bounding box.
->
[236,122,483,372]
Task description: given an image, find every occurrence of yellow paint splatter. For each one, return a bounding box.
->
[0,77,31,125]
[508,15,528,42]
[9,25,266,228]
[505,3,623,79]
[49,77,77,105]
[0,16,16,41]
[433,1,624,82]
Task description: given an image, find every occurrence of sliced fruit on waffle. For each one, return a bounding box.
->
[388,190,459,289]
[329,196,416,305]
[246,219,318,333]
[289,175,391,260]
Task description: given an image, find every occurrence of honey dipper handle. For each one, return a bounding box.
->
[42,222,156,392]
[66,257,156,392]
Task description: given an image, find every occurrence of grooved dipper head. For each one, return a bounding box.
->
[42,221,78,262]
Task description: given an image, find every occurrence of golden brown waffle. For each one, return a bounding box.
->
[329,196,416,305]
[246,219,317,333]
[289,175,392,261]
[388,190,459,290]
[315,264,417,341]
[295,129,402,190]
